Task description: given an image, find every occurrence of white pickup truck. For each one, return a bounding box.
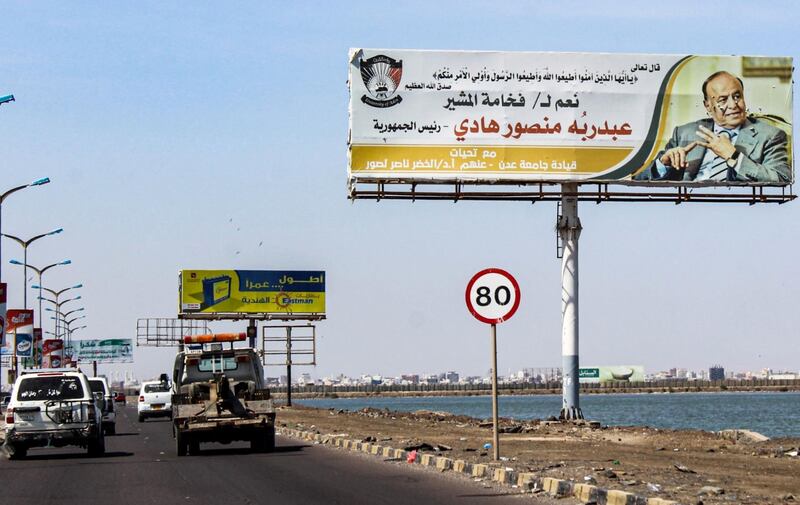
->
[137,379,172,422]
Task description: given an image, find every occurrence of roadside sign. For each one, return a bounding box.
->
[465,268,521,324]
[464,268,521,462]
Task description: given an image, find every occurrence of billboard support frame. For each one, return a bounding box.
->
[178,312,326,322]
[350,181,796,205]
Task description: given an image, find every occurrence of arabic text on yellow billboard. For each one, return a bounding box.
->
[180,270,325,315]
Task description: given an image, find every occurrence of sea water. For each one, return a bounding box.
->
[298,391,800,438]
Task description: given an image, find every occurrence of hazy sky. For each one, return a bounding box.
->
[1,1,798,383]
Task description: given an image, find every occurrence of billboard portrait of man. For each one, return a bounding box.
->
[635,71,791,183]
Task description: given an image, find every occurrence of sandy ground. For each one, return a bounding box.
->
[276,404,800,505]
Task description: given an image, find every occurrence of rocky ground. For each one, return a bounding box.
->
[277,404,800,505]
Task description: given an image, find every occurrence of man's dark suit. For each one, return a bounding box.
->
[635,117,790,183]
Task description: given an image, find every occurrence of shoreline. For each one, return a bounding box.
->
[273,384,799,399]
[278,404,800,504]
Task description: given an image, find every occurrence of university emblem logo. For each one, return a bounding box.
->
[360,55,403,108]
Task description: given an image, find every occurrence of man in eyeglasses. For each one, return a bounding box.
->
[635,71,790,183]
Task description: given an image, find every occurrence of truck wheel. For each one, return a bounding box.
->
[138,414,145,423]
[265,426,275,452]
[188,438,200,456]
[251,427,275,453]
[88,431,106,457]
[4,443,27,460]
[176,430,187,457]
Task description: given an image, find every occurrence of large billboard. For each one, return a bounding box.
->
[349,50,792,186]
[579,365,645,384]
[74,339,133,363]
[180,270,326,315]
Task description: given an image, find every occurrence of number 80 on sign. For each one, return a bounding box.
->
[465,268,521,325]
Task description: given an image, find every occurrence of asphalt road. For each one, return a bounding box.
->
[0,403,557,505]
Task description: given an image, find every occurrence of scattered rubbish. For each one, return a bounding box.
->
[483,443,492,449]
[698,486,724,496]
[404,442,434,451]
[655,447,666,451]
[362,436,376,443]
[647,483,662,493]
[612,459,621,465]
[603,469,618,479]
[621,479,638,486]
[459,437,467,441]
[583,476,597,484]
[406,450,418,463]
[499,456,509,461]
[782,493,796,501]
[717,429,770,443]
[674,463,696,474]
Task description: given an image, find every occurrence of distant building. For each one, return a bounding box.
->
[401,374,419,385]
[445,371,459,383]
[709,365,725,381]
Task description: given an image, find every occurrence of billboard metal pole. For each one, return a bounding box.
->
[558,184,583,420]
[286,326,293,407]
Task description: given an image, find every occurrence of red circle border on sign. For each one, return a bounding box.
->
[465,267,521,325]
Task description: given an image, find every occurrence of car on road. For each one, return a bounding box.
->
[3,369,105,459]
[113,391,126,404]
[88,377,117,435]
[138,379,172,422]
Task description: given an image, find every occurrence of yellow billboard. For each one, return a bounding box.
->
[180,270,325,315]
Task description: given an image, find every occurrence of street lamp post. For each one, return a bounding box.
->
[0,177,51,283]
[63,323,87,367]
[2,229,63,308]
[35,285,82,340]
[9,259,71,327]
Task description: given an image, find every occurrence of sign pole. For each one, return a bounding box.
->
[490,323,499,461]
[92,360,97,377]
[466,268,520,462]
[558,184,583,420]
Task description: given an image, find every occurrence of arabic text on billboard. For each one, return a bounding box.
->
[74,339,133,363]
[348,50,792,187]
[180,270,326,315]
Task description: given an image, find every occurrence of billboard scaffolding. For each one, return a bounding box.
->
[262,324,317,406]
[136,318,211,347]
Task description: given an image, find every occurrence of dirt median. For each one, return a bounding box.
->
[277,404,800,504]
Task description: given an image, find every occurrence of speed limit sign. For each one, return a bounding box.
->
[465,268,521,324]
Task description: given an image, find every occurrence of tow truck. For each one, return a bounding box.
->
[171,332,276,456]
